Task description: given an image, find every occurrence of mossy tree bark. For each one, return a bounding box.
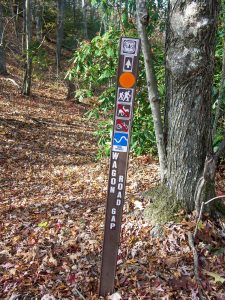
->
[164,0,219,212]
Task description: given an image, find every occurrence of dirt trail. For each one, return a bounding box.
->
[0,83,161,299]
[1,22,224,298]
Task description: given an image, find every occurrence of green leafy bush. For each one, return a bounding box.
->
[212,10,225,158]
[67,29,165,158]
[23,42,49,79]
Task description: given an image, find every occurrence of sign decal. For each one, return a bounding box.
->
[117,88,133,103]
[99,37,140,297]
[123,56,133,72]
[121,38,139,56]
[116,104,131,118]
[116,119,129,132]
[113,132,129,152]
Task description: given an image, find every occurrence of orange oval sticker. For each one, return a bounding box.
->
[119,72,136,88]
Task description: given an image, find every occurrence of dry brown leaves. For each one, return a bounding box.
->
[0,82,225,299]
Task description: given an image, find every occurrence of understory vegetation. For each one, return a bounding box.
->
[67,22,224,159]
[0,0,225,299]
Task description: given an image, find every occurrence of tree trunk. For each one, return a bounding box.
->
[164,0,219,212]
[0,4,7,75]
[82,0,88,39]
[136,0,167,181]
[56,0,65,72]
[22,0,32,96]
[35,0,42,42]
[66,80,76,100]
[73,0,76,31]
[10,0,19,38]
[124,0,129,28]
[22,0,26,52]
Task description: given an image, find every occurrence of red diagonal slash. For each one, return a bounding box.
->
[117,119,128,132]
[118,104,130,117]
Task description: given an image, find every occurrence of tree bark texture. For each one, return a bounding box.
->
[22,0,26,52]
[35,0,42,42]
[164,0,219,211]
[22,0,32,95]
[10,0,19,38]
[136,0,167,181]
[82,0,88,39]
[0,4,7,75]
[56,0,65,71]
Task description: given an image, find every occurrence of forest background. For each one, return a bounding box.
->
[0,0,225,299]
[0,0,224,157]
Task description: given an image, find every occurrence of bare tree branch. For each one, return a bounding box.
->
[194,195,225,237]
[188,232,206,300]
[136,0,167,182]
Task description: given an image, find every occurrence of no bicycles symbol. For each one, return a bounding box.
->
[116,119,129,132]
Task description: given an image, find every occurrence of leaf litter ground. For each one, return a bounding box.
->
[0,80,225,300]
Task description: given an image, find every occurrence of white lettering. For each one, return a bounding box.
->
[112,208,116,215]
[118,183,123,190]
[112,152,119,160]
[111,178,116,185]
[110,223,116,229]
[119,175,124,183]
[112,169,117,177]
[111,216,116,222]
[116,199,122,206]
[112,161,117,169]
[110,186,115,193]
[117,191,122,198]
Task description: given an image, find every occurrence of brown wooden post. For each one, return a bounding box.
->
[99,37,140,297]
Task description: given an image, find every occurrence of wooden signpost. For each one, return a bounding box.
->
[99,37,140,297]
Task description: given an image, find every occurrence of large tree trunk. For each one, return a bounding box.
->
[0,3,7,75]
[164,0,219,212]
[22,0,32,96]
[56,0,65,72]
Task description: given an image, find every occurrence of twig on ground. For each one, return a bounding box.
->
[73,287,87,300]
[188,231,206,300]
[194,195,225,237]
[1,77,20,88]
[189,195,225,300]
[194,138,225,214]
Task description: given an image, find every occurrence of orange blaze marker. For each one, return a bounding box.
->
[119,72,136,88]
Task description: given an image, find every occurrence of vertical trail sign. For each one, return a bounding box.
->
[99,37,140,297]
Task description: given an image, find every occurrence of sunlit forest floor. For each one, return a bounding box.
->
[0,61,225,299]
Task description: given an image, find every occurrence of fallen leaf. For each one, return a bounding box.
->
[38,221,48,228]
[203,270,225,284]
[108,292,122,300]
